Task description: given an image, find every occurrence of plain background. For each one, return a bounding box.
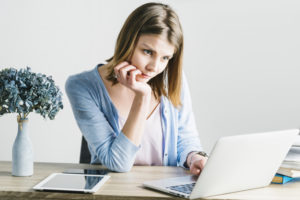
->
[0,0,300,163]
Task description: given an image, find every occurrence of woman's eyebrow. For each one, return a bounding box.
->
[141,43,155,51]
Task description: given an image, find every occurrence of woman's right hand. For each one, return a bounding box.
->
[114,61,151,97]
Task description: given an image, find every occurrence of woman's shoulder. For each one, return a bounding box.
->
[65,65,102,94]
[67,66,97,82]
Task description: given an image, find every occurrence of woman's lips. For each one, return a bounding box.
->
[141,73,151,79]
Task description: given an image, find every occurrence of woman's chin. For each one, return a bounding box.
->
[136,76,150,83]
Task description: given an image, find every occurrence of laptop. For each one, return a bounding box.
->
[143,129,299,199]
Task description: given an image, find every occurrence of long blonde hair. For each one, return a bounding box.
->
[106,2,183,107]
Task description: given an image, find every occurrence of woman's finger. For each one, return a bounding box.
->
[128,69,142,85]
[114,61,130,78]
[114,61,129,71]
[190,165,201,175]
[117,65,136,81]
[199,157,207,169]
[190,160,204,175]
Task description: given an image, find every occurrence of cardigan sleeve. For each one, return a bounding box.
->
[65,75,139,172]
[177,73,204,168]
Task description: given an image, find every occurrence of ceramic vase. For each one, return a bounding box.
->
[12,117,33,176]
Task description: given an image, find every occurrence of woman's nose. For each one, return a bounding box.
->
[147,57,160,72]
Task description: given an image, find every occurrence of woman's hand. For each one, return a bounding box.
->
[113,61,152,146]
[114,61,151,97]
[189,154,208,176]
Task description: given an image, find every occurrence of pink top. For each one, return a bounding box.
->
[118,103,163,166]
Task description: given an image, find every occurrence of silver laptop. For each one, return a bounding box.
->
[143,129,299,199]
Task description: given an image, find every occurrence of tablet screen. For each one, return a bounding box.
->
[63,168,110,175]
[33,173,110,193]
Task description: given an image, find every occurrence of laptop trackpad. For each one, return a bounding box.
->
[144,175,197,188]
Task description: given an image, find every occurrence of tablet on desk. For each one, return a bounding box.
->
[62,168,110,175]
[33,173,110,193]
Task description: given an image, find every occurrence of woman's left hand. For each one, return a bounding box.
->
[189,154,208,176]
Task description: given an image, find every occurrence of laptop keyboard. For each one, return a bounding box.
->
[167,183,195,194]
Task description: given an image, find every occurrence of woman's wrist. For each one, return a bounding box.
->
[187,152,198,168]
[187,151,208,168]
[134,86,152,99]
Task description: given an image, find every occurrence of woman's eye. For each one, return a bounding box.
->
[163,56,170,61]
[143,49,152,55]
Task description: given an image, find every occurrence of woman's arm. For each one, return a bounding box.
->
[65,74,140,172]
[121,93,150,146]
[113,61,152,146]
[176,73,206,172]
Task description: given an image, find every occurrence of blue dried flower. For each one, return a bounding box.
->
[0,67,63,120]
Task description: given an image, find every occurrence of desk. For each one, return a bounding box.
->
[0,161,299,200]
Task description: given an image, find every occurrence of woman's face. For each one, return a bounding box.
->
[129,34,175,82]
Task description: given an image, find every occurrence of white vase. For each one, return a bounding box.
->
[12,117,33,176]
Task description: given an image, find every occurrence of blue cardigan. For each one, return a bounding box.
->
[65,65,203,172]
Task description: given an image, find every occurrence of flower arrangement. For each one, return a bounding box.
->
[0,67,63,120]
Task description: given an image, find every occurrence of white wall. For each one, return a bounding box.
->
[0,0,299,163]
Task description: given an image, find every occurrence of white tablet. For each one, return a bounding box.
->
[33,173,110,193]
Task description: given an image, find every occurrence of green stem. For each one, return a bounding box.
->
[24,112,29,119]
[18,112,29,120]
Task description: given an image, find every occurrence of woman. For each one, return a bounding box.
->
[66,2,207,175]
